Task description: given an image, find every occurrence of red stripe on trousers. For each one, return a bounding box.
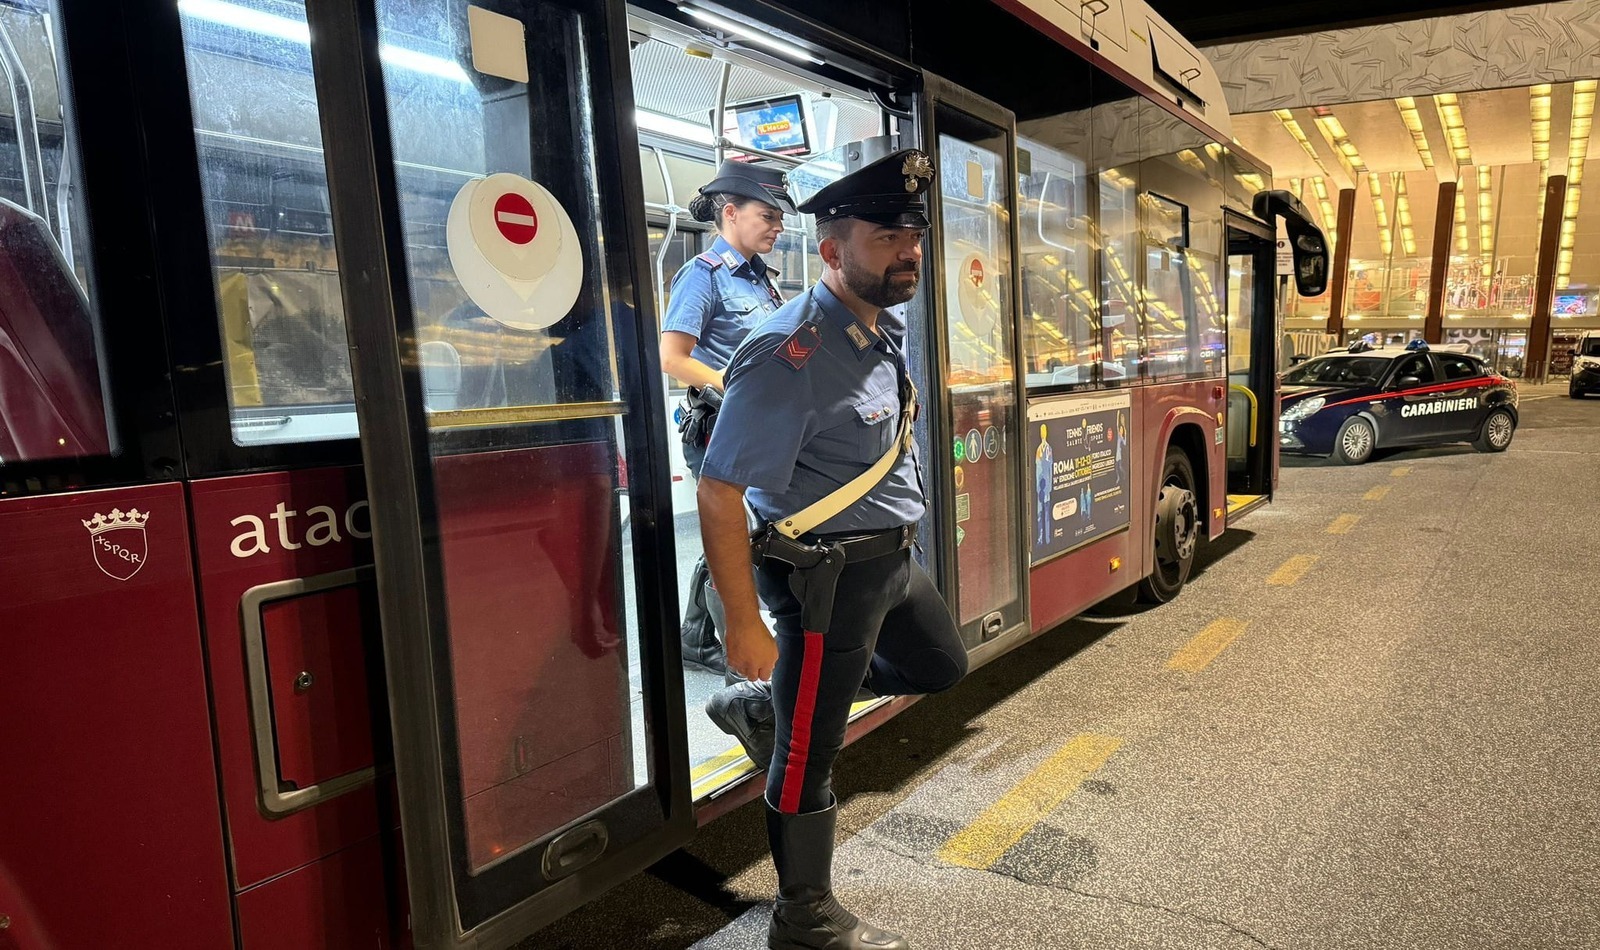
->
[778,630,826,814]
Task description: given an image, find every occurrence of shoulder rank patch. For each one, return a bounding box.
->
[772,322,822,370]
[696,251,723,269]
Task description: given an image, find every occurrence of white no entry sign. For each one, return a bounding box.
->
[447,172,584,331]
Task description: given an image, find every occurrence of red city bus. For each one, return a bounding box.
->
[0,0,1325,948]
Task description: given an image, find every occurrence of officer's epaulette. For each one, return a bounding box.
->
[771,321,822,370]
[695,251,724,269]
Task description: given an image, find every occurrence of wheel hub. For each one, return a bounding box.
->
[1489,414,1512,447]
[1154,485,1198,564]
[1342,423,1373,459]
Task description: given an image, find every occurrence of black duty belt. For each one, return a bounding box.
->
[749,523,916,634]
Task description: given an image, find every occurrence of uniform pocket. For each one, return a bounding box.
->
[853,389,899,456]
[720,293,766,317]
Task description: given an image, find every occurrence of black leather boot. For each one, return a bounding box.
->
[705,680,776,768]
[766,801,909,950]
[681,557,727,675]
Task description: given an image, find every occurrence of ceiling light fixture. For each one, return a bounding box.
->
[1395,174,1416,256]
[1275,109,1331,177]
[1433,93,1473,166]
[1477,165,1494,276]
[1557,79,1596,289]
[1395,97,1435,169]
[678,6,823,64]
[635,109,715,144]
[1369,173,1392,257]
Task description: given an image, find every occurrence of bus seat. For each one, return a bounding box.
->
[0,198,110,463]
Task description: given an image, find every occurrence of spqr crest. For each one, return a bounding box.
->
[83,508,150,581]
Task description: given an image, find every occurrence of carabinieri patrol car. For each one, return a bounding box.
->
[1278,340,1520,464]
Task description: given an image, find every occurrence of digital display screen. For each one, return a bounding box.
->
[729,95,809,156]
[1554,294,1588,316]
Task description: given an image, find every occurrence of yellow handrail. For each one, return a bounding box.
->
[428,400,626,431]
[1228,384,1258,448]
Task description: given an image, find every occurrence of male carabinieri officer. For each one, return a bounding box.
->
[697,147,969,950]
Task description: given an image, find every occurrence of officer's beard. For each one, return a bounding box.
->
[841,250,920,308]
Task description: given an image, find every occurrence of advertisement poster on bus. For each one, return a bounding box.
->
[1027,392,1131,564]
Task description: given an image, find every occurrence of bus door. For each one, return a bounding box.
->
[304,0,691,946]
[913,74,1031,653]
[1225,215,1278,505]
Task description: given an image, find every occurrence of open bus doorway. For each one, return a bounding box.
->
[626,8,895,797]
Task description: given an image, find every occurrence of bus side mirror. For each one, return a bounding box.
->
[1252,189,1330,297]
[1287,225,1328,298]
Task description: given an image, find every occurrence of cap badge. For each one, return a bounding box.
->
[901,151,934,192]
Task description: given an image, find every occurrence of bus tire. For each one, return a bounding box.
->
[1138,446,1199,604]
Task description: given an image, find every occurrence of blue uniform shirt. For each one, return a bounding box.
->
[701,280,926,534]
[661,235,783,369]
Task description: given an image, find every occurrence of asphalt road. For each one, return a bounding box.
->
[530,386,1600,950]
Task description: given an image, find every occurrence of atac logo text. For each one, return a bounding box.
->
[83,508,150,581]
[229,500,372,559]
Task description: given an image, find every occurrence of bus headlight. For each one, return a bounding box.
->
[1281,397,1325,422]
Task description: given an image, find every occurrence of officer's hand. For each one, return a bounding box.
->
[725,621,778,682]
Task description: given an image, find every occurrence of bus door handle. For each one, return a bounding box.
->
[239,566,381,817]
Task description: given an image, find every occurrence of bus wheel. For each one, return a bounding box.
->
[1139,447,1198,604]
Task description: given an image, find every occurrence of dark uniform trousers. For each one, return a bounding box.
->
[757,545,968,814]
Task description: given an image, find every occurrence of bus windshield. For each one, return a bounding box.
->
[1281,356,1392,387]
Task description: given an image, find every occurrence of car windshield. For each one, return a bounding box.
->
[1282,356,1392,387]
[1582,339,1600,357]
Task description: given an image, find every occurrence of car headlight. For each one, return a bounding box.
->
[1282,397,1325,422]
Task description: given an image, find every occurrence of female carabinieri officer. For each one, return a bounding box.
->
[661,159,796,674]
[697,148,969,950]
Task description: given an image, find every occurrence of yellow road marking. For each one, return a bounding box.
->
[1326,514,1362,535]
[1266,554,1318,586]
[1364,485,1392,502]
[1167,618,1249,674]
[1391,466,1412,477]
[690,746,748,781]
[938,733,1122,869]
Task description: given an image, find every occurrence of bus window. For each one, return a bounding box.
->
[1098,166,1141,381]
[177,1,357,445]
[939,132,1013,384]
[0,0,113,466]
[1017,137,1096,388]
[1139,106,1225,380]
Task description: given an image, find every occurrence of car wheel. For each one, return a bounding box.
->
[1333,416,1376,465]
[1572,385,1584,399]
[1475,408,1515,452]
[1138,447,1199,604]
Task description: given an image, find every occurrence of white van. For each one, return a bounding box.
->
[1570,331,1600,398]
